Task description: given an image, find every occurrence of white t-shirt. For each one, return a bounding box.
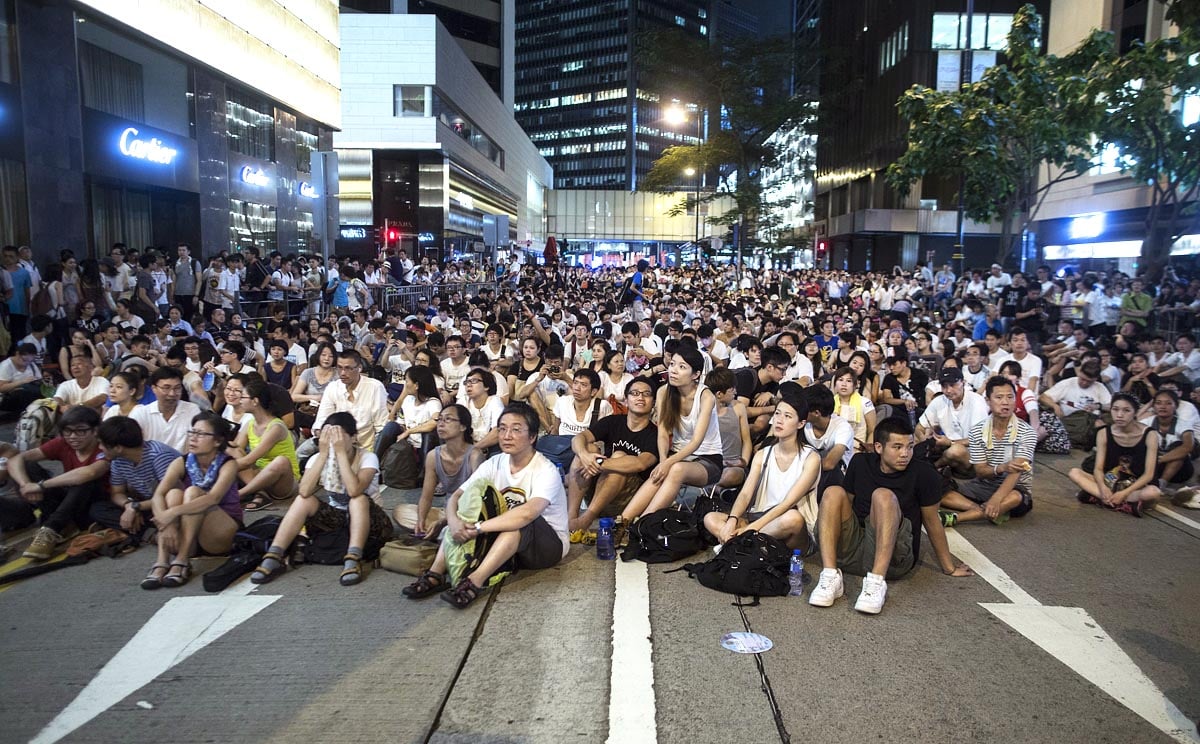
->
[553,396,612,436]
[1006,353,1043,391]
[54,376,110,406]
[784,354,814,384]
[0,358,39,385]
[441,357,471,394]
[131,400,203,453]
[459,452,569,558]
[919,390,990,440]
[804,414,855,468]
[467,396,505,442]
[1044,377,1112,416]
[396,396,442,448]
[1160,349,1200,384]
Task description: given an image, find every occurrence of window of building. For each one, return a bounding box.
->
[433,91,504,168]
[0,0,16,84]
[394,85,428,117]
[229,199,276,253]
[675,15,685,26]
[931,13,1016,51]
[409,0,500,46]
[226,89,275,161]
[296,119,318,173]
[78,41,145,121]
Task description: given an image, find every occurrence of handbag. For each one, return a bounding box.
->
[379,534,439,576]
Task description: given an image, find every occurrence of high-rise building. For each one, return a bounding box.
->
[813,0,1050,271]
[514,0,710,190]
[341,0,515,109]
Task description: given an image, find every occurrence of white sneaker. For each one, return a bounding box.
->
[808,568,844,607]
[854,573,888,615]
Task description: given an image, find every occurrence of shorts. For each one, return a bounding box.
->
[680,452,723,484]
[817,510,916,580]
[957,478,1033,518]
[594,473,644,518]
[515,516,564,570]
[1155,457,1195,483]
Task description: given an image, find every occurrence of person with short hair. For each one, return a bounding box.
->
[0,343,42,413]
[93,416,183,535]
[403,403,569,607]
[938,376,1037,526]
[131,367,202,453]
[915,366,990,471]
[9,407,110,560]
[306,350,389,451]
[809,417,974,615]
[52,355,110,416]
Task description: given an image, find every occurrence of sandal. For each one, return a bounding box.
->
[339,554,365,586]
[440,576,483,609]
[161,561,191,588]
[402,569,446,599]
[141,562,169,590]
[249,556,287,585]
[569,529,597,545]
[243,493,273,512]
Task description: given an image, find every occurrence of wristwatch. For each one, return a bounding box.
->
[474,521,484,533]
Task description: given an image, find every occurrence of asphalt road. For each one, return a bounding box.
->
[1,453,1198,744]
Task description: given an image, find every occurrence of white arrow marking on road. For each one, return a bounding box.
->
[30,579,279,744]
[945,529,1199,744]
[607,558,657,744]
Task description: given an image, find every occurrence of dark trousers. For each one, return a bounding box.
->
[0,382,42,414]
[38,480,106,534]
[88,498,148,538]
[176,294,197,324]
[8,314,28,343]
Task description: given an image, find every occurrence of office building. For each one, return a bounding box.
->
[0,0,340,263]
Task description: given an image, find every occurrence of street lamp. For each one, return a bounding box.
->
[664,104,687,127]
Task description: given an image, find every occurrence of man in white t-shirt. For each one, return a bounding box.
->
[1039,359,1111,447]
[401,402,568,607]
[551,369,612,436]
[803,385,856,499]
[1156,333,1200,386]
[440,336,472,405]
[130,367,202,453]
[916,367,990,471]
[1004,328,1043,393]
[985,263,1012,297]
[53,356,110,416]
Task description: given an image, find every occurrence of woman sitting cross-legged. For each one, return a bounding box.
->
[702,390,821,550]
[1067,392,1162,517]
[402,403,484,538]
[142,412,243,589]
[251,412,394,586]
[228,378,300,512]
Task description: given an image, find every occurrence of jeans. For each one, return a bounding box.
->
[375,421,403,456]
[38,479,107,534]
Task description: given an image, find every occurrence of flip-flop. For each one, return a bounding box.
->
[243,494,273,512]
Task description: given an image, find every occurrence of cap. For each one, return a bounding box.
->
[938,367,964,386]
[770,294,780,301]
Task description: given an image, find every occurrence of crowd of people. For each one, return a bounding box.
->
[2,240,1199,614]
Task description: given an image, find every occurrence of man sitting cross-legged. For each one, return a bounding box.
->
[566,377,658,535]
[938,375,1037,526]
[809,417,974,615]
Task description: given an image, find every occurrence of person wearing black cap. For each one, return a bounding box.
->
[915,366,989,471]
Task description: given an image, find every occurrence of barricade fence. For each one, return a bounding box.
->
[233,281,499,330]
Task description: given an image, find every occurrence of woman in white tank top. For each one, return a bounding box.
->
[703,390,821,550]
[619,347,725,524]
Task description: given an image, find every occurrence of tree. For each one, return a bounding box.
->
[636,28,817,263]
[1087,1,1199,280]
[886,4,1108,266]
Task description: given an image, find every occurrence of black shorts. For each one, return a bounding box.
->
[679,452,723,484]
[515,516,564,570]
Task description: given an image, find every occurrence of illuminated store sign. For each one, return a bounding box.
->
[1068,213,1105,240]
[298,181,318,198]
[240,165,271,187]
[418,232,435,243]
[118,127,178,165]
[340,227,367,239]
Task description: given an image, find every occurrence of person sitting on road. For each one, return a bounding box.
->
[831,365,876,451]
[703,389,821,551]
[1039,359,1111,449]
[299,350,389,459]
[52,354,110,416]
[938,375,1037,527]
[915,366,989,472]
[130,367,203,453]
[463,366,505,453]
[565,377,659,535]
[228,378,300,512]
[93,416,182,537]
[1139,389,1196,491]
[376,365,443,463]
[8,407,111,561]
[808,417,974,615]
[252,412,394,587]
[403,402,569,608]
[407,404,484,539]
[613,346,723,536]
[141,412,242,589]
[802,384,855,499]
[1068,392,1162,517]
[0,343,43,415]
[707,367,752,490]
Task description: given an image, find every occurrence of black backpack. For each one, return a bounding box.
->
[620,509,704,564]
[677,530,792,601]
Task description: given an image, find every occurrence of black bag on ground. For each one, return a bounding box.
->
[381,438,422,489]
[202,516,284,592]
[678,530,791,599]
[620,509,704,563]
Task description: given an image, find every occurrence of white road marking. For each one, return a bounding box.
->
[1156,504,1200,532]
[607,559,657,744]
[30,579,278,744]
[947,529,1199,744]
[983,604,1200,744]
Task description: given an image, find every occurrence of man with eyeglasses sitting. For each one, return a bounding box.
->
[130,367,202,453]
[298,350,388,458]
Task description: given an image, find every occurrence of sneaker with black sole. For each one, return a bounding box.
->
[938,509,958,527]
[23,526,63,561]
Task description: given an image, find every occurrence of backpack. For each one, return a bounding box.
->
[617,276,635,306]
[16,398,58,451]
[30,284,52,316]
[620,508,704,564]
[381,438,421,489]
[677,530,792,602]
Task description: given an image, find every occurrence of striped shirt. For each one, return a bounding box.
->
[967,416,1036,490]
[109,441,182,501]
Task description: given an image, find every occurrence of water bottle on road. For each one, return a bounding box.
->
[596,517,615,560]
[788,549,804,596]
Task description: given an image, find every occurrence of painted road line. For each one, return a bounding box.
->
[1156,504,1200,532]
[30,578,278,744]
[948,529,1200,744]
[607,559,656,744]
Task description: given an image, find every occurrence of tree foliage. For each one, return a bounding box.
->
[886,4,1107,266]
[636,28,817,252]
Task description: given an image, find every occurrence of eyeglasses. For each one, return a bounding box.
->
[437,415,463,424]
[465,378,484,385]
[155,385,184,393]
[62,427,94,436]
[497,426,528,436]
[186,430,215,438]
[336,365,359,372]
[627,389,654,399]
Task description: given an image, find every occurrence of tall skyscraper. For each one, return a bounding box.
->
[514,0,710,190]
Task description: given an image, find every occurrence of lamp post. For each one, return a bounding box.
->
[684,167,700,249]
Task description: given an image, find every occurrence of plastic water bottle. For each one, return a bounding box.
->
[596,517,616,560]
[788,550,804,596]
[202,371,215,392]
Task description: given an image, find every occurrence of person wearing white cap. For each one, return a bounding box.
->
[986,263,1012,298]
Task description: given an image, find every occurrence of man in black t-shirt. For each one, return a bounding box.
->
[566,377,659,534]
[809,417,973,615]
[734,345,787,439]
[999,274,1027,334]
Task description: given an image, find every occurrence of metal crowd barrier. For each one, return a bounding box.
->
[234,281,499,330]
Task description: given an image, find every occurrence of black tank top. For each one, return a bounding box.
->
[1100,425,1151,480]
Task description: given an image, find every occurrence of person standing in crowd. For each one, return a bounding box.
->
[2,244,33,342]
[171,243,202,323]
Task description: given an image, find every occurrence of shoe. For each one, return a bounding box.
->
[938,509,958,527]
[990,512,1010,526]
[1171,487,1200,509]
[854,573,888,615]
[1114,500,1144,518]
[161,561,192,588]
[611,517,629,549]
[1077,490,1101,505]
[22,526,63,561]
[569,529,597,545]
[808,568,844,607]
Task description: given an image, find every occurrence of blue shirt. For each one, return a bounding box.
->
[332,279,349,308]
[973,318,1001,341]
[6,266,31,315]
[110,440,182,501]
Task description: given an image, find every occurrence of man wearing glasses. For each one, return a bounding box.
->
[131,367,202,453]
[7,407,111,560]
[308,350,388,451]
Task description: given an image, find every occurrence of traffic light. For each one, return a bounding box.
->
[387,228,400,244]
[817,240,827,259]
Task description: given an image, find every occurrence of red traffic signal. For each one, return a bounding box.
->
[387,229,400,242]
[817,240,827,257]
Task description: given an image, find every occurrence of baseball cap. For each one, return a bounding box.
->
[938,367,964,386]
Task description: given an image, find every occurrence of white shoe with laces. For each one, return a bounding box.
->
[808,568,844,607]
[854,573,888,615]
